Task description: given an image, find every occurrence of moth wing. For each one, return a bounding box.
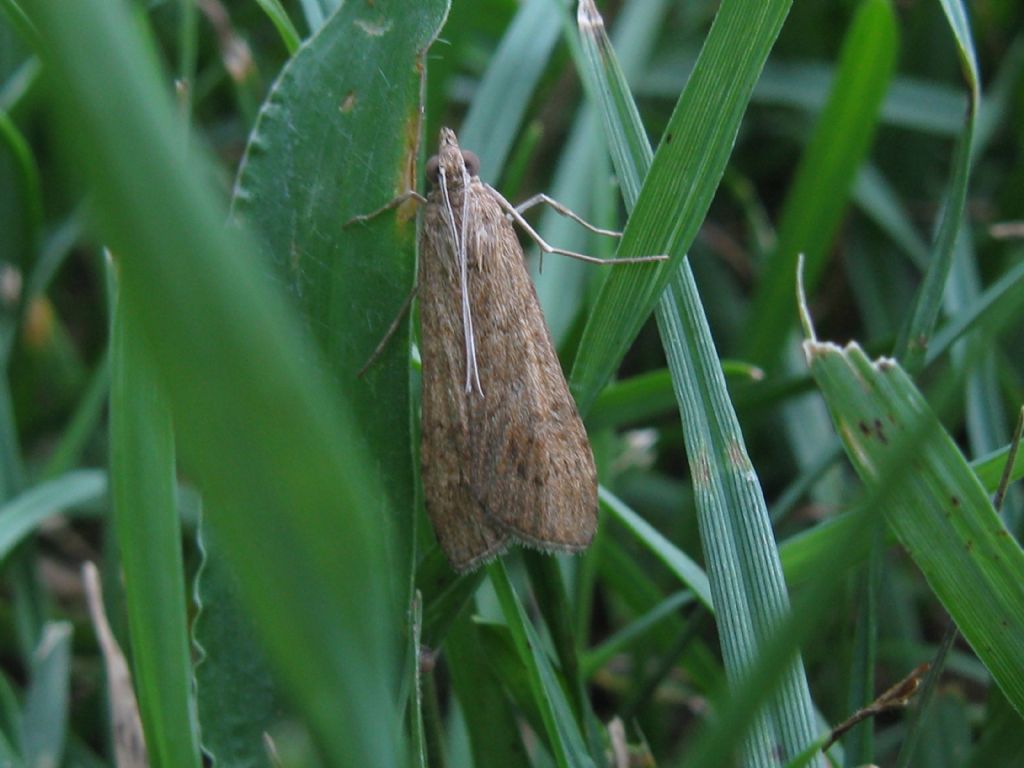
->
[465,197,598,551]
[419,207,510,572]
[420,409,510,570]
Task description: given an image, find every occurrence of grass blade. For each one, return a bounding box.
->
[20,0,425,761]
[575,2,823,763]
[743,0,898,366]
[22,622,72,768]
[110,265,200,768]
[458,0,560,181]
[568,0,793,413]
[600,485,711,609]
[252,0,301,54]
[803,336,1024,715]
[894,0,980,372]
[489,561,596,768]
[0,470,105,560]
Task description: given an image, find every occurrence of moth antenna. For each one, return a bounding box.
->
[460,166,483,397]
[439,164,483,397]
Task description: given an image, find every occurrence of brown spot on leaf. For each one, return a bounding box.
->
[340,90,357,113]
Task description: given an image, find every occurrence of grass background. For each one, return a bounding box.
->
[1,0,1023,766]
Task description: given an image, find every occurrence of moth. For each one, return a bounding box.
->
[352,128,662,571]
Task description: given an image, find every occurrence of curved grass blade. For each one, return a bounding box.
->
[252,0,300,54]
[0,470,105,561]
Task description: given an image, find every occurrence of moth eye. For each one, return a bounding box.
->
[425,155,440,187]
[461,150,480,177]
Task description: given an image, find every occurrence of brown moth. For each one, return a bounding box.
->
[350,128,663,571]
[418,128,599,571]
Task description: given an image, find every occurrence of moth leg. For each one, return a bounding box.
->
[485,183,667,266]
[513,193,621,238]
[357,283,418,378]
[344,190,427,227]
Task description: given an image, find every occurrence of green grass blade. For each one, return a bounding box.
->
[575,0,653,207]
[458,0,560,181]
[0,374,24,499]
[575,2,823,763]
[852,165,929,269]
[296,0,330,34]
[926,254,1024,368]
[0,470,104,560]
[586,369,675,431]
[744,0,898,366]
[973,442,1024,494]
[894,0,980,372]
[445,613,531,768]
[488,561,596,768]
[39,350,109,480]
[569,0,792,413]
[682,497,880,768]
[536,0,671,343]
[409,594,427,768]
[600,485,711,609]
[419,554,485,648]
[658,262,824,767]
[580,590,691,678]
[0,107,42,272]
[588,362,760,432]
[0,0,39,50]
[252,0,301,54]
[22,622,72,768]
[803,339,1024,715]
[642,55,965,137]
[111,268,200,768]
[19,0,424,761]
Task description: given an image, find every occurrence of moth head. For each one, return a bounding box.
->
[427,127,480,189]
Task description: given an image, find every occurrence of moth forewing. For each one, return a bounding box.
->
[418,128,598,570]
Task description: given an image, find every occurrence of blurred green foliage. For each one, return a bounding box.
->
[0,0,1022,766]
